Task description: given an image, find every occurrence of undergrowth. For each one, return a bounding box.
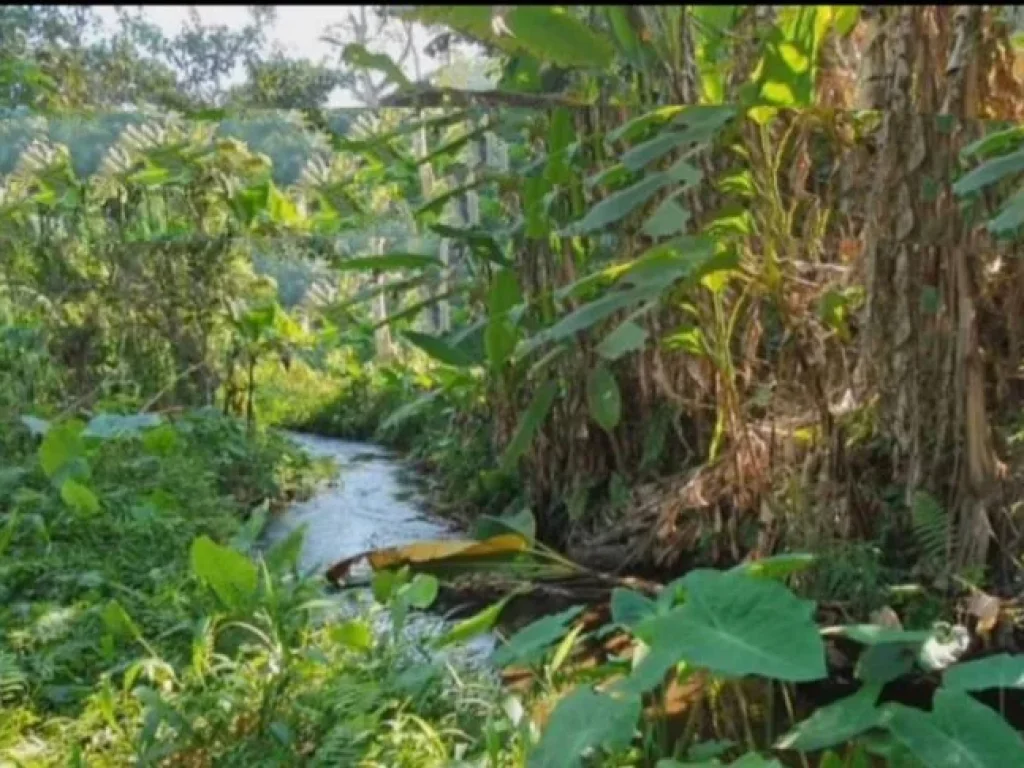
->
[0,409,520,767]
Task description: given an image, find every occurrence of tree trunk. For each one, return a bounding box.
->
[857,6,999,573]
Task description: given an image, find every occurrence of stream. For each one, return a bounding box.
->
[262,432,497,661]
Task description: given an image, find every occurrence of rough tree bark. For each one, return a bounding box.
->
[857,6,1000,573]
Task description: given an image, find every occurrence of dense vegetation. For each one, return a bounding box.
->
[4,4,1024,767]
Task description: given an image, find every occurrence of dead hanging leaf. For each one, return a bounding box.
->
[325,534,533,584]
[367,534,530,570]
[966,589,1001,636]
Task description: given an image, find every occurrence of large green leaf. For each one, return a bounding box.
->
[190,536,259,611]
[39,420,85,479]
[569,172,673,234]
[776,684,883,752]
[401,331,478,367]
[587,365,622,431]
[610,588,657,629]
[881,689,1024,768]
[506,7,615,69]
[60,479,100,516]
[943,654,1024,692]
[499,380,559,472]
[637,569,827,682]
[952,148,1024,196]
[529,687,640,768]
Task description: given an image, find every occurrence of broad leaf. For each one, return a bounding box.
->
[943,653,1024,692]
[569,172,673,234]
[644,195,691,238]
[777,684,883,752]
[610,588,657,629]
[506,7,615,69]
[952,148,1024,196]
[881,689,1024,768]
[638,569,827,682]
[39,420,85,479]
[101,600,142,642]
[340,43,411,90]
[401,573,439,609]
[190,536,258,611]
[331,620,374,652]
[60,479,100,515]
[529,687,640,768]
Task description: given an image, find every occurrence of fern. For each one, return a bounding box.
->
[910,490,950,565]
[0,650,26,703]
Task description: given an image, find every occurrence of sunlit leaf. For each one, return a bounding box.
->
[190,536,258,611]
[434,595,513,649]
[60,479,100,515]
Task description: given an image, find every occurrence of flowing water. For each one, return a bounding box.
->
[262,432,496,661]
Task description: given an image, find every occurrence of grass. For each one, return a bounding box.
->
[0,408,523,767]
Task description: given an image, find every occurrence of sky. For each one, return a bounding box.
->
[91,5,446,107]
